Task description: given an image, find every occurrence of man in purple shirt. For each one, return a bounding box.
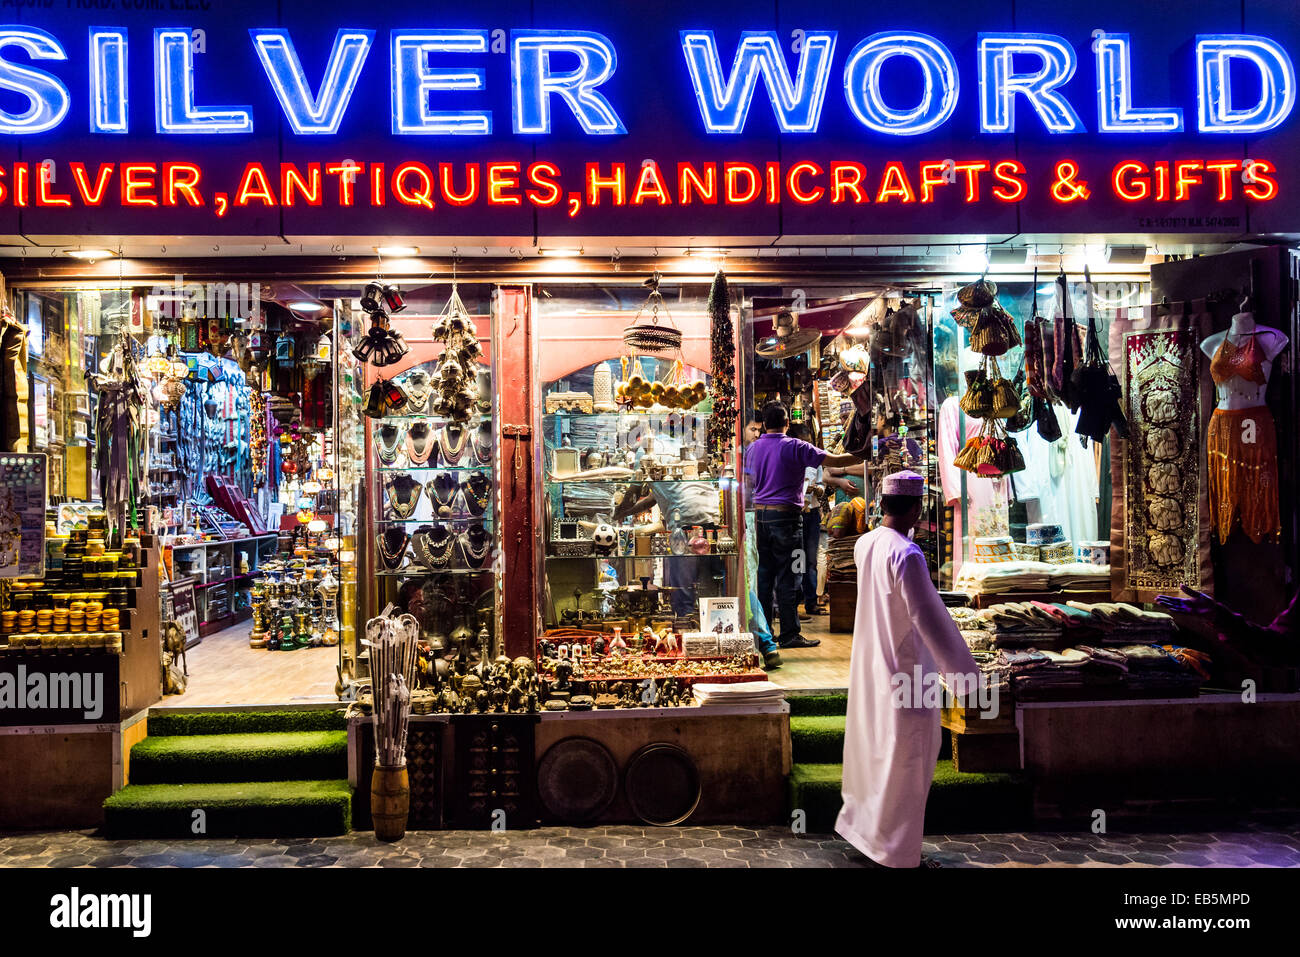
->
[744,401,863,648]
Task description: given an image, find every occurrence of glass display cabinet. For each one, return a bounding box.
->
[532,279,759,701]
[356,282,502,687]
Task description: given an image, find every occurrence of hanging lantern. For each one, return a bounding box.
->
[361,280,406,315]
[301,479,322,495]
[275,333,296,369]
[145,353,172,378]
[159,374,186,411]
[307,518,327,533]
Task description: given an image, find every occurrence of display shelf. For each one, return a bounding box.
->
[196,572,255,589]
[546,477,725,485]
[374,465,492,473]
[378,413,489,424]
[543,410,711,423]
[376,516,495,525]
[544,552,738,560]
[374,567,494,577]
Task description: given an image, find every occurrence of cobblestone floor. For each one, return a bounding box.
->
[2,815,1299,867]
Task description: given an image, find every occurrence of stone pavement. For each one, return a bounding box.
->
[2,814,1299,867]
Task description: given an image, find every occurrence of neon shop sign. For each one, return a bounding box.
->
[0,27,1294,136]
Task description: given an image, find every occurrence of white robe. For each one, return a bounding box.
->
[835,525,978,867]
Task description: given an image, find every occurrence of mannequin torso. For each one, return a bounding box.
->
[1200,312,1288,410]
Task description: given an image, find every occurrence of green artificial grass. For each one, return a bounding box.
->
[791,715,846,764]
[791,714,952,763]
[130,731,348,784]
[146,709,347,736]
[103,780,353,838]
[788,759,1031,834]
[787,693,848,717]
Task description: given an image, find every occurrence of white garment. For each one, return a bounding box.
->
[835,526,977,868]
[1015,403,1099,544]
[937,396,1009,578]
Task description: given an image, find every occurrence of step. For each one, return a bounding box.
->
[791,715,846,764]
[791,715,952,764]
[103,780,353,838]
[787,693,848,717]
[146,709,347,736]
[130,731,348,784]
[789,760,1032,834]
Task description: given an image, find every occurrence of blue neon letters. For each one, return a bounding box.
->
[1095,33,1183,133]
[89,29,128,134]
[0,28,70,135]
[512,30,624,134]
[0,25,1292,137]
[392,31,491,135]
[1196,35,1296,134]
[155,29,253,133]
[680,30,837,133]
[253,29,374,135]
[978,34,1084,133]
[843,32,959,135]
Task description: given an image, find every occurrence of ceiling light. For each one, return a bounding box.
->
[987,246,1029,265]
[64,248,115,261]
[685,248,727,257]
[288,300,327,312]
[1105,244,1148,264]
[539,248,582,257]
[376,245,420,257]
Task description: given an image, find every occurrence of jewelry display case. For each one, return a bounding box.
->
[358,282,501,684]
[532,278,762,703]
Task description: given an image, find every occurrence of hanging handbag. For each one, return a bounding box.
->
[1004,362,1036,433]
[1071,267,1130,444]
[959,366,995,418]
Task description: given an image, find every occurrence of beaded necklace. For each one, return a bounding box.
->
[405,422,434,465]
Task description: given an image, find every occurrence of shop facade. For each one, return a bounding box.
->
[0,0,1297,830]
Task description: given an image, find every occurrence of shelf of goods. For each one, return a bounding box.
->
[537,392,758,706]
[362,332,500,690]
[0,533,162,719]
[168,532,279,636]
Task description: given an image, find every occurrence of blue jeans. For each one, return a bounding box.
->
[748,587,777,654]
[756,510,804,644]
[802,507,822,612]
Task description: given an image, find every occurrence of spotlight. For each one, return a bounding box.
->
[65,248,115,261]
[1105,244,1148,265]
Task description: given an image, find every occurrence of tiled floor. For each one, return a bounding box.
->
[163,613,852,708]
[774,614,851,691]
[3,816,1297,867]
[159,622,339,709]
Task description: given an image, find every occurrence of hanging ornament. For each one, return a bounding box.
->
[705,269,738,466]
[429,281,480,423]
[353,278,409,366]
[622,271,682,353]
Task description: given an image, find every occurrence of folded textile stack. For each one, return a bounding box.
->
[977,602,1064,647]
[1162,644,1213,681]
[692,681,785,706]
[1110,643,1204,692]
[1000,641,1202,700]
[1047,563,1112,591]
[955,560,1054,595]
[1063,601,1177,644]
[949,605,995,651]
[826,535,860,581]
